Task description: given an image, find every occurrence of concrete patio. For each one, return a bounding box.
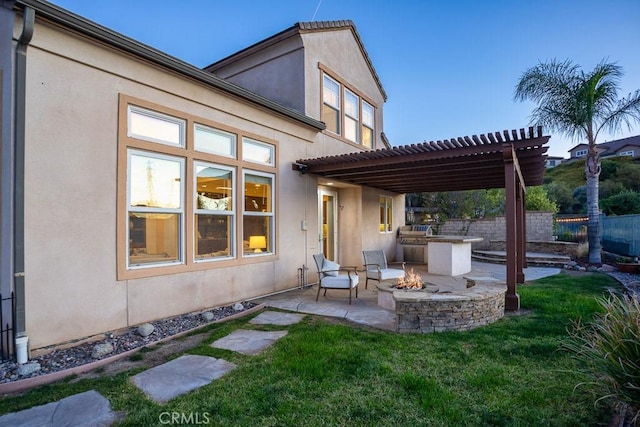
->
[255,260,561,332]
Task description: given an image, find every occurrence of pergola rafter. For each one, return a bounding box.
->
[294,126,551,310]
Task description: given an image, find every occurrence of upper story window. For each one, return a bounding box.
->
[344,89,359,143]
[361,101,374,149]
[574,149,587,157]
[322,75,341,134]
[618,150,634,157]
[321,69,376,148]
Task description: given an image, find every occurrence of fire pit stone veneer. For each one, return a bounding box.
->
[377,279,507,333]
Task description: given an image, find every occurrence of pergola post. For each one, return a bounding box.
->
[516,185,526,284]
[503,144,526,311]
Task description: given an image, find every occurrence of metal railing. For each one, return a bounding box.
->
[0,292,16,361]
[554,215,588,242]
[555,213,640,256]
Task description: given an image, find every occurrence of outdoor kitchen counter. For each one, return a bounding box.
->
[426,235,483,276]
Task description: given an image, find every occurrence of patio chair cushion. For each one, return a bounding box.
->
[321,274,359,289]
[322,259,340,276]
[373,268,405,281]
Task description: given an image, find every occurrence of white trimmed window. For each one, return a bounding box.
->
[128,106,185,147]
[127,150,184,268]
[194,124,236,158]
[243,137,275,166]
[344,88,359,143]
[194,163,235,261]
[119,96,278,279]
[243,172,274,256]
[322,75,341,134]
[618,150,634,157]
[321,71,376,147]
[379,196,392,233]
[575,149,587,157]
[362,101,374,148]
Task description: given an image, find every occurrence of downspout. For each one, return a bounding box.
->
[13,5,34,360]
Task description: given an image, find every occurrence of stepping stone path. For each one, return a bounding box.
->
[250,311,304,326]
[131,354,237,403]
[0,389,121,426]
[0,310,304,424]
[211,329,288,355]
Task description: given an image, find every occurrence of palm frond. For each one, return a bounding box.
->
[596,89,640,139]
[515,58,640,145]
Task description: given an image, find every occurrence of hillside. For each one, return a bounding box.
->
[543,156,640,214]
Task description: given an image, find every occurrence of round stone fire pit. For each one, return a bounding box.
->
[376,278,507,333]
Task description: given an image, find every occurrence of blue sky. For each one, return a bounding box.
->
[48,0,640,158]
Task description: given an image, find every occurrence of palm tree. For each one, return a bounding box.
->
[514,59,640,265]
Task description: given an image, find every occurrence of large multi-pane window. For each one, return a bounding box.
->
[321,71,376,147]
[379,196,393,233]
[119,96,277,278]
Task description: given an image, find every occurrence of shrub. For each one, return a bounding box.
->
[563,293,640,422]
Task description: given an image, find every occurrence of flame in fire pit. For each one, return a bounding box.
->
[395,268,424,289]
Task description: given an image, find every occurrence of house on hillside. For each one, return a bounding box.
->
[545,156,565,168]
[568,134,640,160]
[1,1,403,353]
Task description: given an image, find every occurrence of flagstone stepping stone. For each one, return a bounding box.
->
[0,389,121,426]
[131,354,236,403]
[249,311,304,325]
[211,329,288,355]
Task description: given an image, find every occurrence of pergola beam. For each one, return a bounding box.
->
[294,128,551,312]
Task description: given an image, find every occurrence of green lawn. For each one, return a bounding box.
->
[0,272,621,426]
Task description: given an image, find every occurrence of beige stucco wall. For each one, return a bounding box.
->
[208,35,306,113]
[20,16,401,349]
[301,28,386,148]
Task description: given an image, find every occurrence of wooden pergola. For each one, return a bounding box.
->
[294,126,550,310]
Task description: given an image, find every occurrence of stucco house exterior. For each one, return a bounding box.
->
[568,134,640,160]
[545,156,564,168]
[1,1,404,354]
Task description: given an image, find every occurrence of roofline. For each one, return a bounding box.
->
[567,134,640,152]
[206,20,388,102]
[15,0,326,131]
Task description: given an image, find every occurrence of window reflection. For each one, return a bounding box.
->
[128,213,180,265]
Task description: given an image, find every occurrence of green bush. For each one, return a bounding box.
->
[601,190,640,215]
[563,293,640,422]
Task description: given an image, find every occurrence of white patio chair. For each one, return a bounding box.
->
[312,253,359,304]
[362,250,405,289]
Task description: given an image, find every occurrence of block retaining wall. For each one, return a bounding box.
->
[489,240,578,257]
[435,211,554,250]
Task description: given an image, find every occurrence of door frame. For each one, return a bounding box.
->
[318,187,338,261]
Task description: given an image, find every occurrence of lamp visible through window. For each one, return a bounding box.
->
[249,235,266,253]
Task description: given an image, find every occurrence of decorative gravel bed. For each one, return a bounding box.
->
[608,270,640,296]
[0,302,257,384]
